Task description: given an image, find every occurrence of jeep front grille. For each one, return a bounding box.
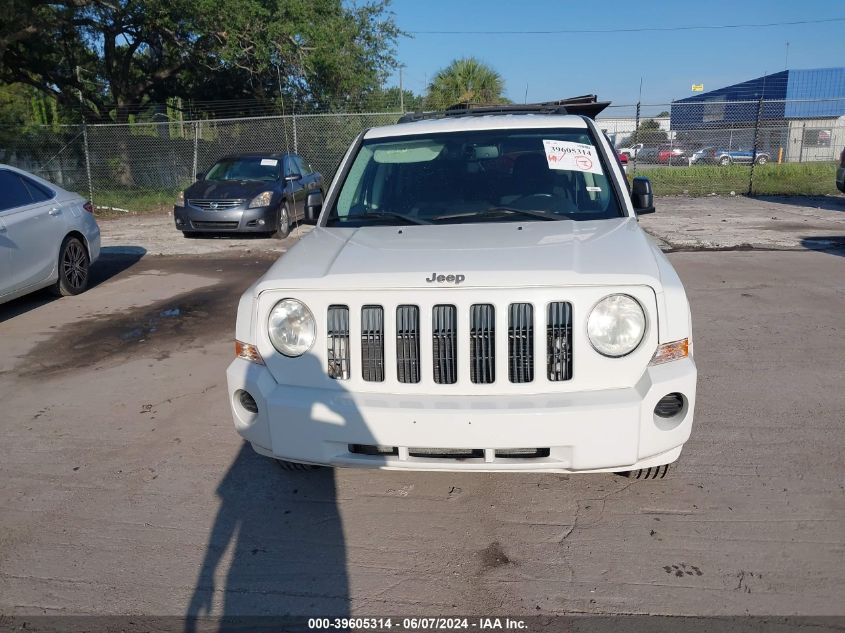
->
[469,304,495,384]
[327,305,350,380]
[432,305,458,384]
[396,305,421,383]
[508,303,534,383]
[361,305,385,382]
[324,301,573,385]
[547,302,573,381]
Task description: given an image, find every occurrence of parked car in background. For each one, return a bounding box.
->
[618,142,644,159]
[690,147,770,166]
[0,164,101,306]
[618,151,628,173]
[657,146,691,165]
[635,146,660,163]
[837,147,845,193]
[174,152,323,239]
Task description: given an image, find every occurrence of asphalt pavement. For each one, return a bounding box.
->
[0,197,843,621]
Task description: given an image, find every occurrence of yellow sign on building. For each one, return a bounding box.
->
[691,84,704,92]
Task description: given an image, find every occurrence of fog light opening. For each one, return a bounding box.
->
[654,392,685,419]
[175,217,184,226]
[237,389,259,414]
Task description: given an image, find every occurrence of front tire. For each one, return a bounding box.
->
[275,459,321,471]
[755,155,769,165]
[274,205,291,239]
[52,236,90,297]
[719,156,731,166]
[622,464,670,480]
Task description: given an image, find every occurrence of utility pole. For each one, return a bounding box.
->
[785,41,790,70]
[76,65,94,207]
[399,66,404,112]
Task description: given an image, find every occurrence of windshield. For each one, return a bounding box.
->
[326,128,624,226]
[205,157,281,182]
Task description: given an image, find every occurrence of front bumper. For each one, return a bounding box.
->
[173,204,278,233]
[226,357,697,473]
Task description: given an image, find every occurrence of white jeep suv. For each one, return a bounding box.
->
[227,103,696,477]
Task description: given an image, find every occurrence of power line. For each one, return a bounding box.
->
[409,16,845,35]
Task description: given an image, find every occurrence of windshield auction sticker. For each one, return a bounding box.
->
[542,140,604,175]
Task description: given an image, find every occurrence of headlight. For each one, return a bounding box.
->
[268,299,316,357]
[587,294,646,357]
[176,191,184,205]
[248,191,273,208]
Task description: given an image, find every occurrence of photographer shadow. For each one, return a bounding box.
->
[186,353,385,630]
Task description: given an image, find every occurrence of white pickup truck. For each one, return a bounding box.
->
[227,102,696,478]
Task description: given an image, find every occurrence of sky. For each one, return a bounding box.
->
[385,0,845,108]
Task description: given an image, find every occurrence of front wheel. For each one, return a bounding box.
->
[51,236,90,297]
[718,156,731,166]
[274,205,291,239]
[755,155,769,165]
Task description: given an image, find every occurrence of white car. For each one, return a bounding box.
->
[618,142,643,159]
[227,106,696,477]
[0,165,101,305]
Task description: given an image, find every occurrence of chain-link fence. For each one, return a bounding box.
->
[597,98,845,196]
[1,98,844,212]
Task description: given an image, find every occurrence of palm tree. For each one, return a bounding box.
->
[425,58,507,109]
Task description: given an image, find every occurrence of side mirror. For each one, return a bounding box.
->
[631,177,655,215]
[284,173,302,182]
[304,191,323,225]
[195,171,205,181]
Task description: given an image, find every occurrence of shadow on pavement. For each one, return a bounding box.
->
[756,195,845,212]
[0,246,146,323]
[801,236,845,256]
[186,354,384,630]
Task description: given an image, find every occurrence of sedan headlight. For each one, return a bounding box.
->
[587,294,646,357]
[268,299,316,357]
[248,191,273,208]
[176,190,184,205]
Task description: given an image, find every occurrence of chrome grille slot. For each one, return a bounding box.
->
[432,305,457,384]
[188,198,245,210]
[547,301,573,381]
[508,303,534,383]
[396,305,421,383]
[327,305,350,380]
[470,304,495,384]
[361,305,385,382]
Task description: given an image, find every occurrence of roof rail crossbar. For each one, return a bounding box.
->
[397,95,610,124]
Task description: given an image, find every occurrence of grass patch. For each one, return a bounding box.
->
[632,162,839,197]
[76,188,183,217]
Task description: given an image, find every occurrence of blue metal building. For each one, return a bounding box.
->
[671,67,845,129]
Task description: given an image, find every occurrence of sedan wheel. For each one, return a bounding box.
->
[719,156,731,166]
[755,155,769,165]
[52,236,90,297]
[275,205,291,239]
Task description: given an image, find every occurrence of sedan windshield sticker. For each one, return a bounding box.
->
[542,140,604,175]
[260,159,279,166]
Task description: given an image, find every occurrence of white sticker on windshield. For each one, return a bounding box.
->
[542,140,604,175]
[586,186,602,192]
[260,159,278,166]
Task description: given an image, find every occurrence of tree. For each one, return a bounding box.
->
[425,58,506,110]
[620,118,668,147]
[0,0,402,123]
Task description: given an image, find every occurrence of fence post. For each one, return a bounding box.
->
[192,121,199,181]
[293,113,298,153]
[747,97,764,196]
[631,101,641,178]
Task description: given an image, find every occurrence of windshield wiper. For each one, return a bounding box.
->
[431,207,560,222]
[343,211,430,225]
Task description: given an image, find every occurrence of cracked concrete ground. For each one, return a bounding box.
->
[0,198,843,621]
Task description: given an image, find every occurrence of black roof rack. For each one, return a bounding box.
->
[397,94,610,124]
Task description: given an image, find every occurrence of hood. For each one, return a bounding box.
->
[255,218,663,292]
[184,179,278,200]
